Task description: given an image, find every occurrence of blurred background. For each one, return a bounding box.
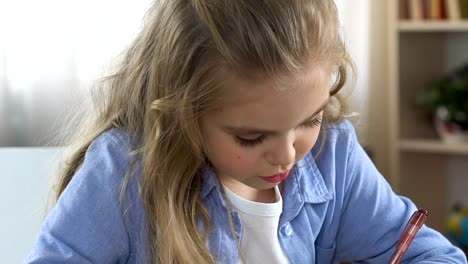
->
[0,0,154,146]
[1,0,468,262]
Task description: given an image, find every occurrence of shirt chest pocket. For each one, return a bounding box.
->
[315,243,336,264]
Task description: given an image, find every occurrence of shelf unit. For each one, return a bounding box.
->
[389,1,468,233]
[400,139,468,154]
[398,20,468,31]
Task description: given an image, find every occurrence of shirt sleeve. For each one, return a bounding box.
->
[25,134,132,263]
[334,130,467,263]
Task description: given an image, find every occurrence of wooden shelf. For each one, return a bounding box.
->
[399,139,468,155]
[390,0,468,233]
[398,20,468,32]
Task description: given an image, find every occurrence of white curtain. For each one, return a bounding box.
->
[335,0,372,140]
[0,0,152,146]
[0,0,372,146]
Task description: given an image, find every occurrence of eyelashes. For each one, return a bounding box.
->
[235,135,266,147]
[235,116,323,148]
[300,116,323,129]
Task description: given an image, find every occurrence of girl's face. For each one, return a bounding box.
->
[199,65,331,201]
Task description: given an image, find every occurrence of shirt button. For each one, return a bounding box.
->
[282,224,293,236]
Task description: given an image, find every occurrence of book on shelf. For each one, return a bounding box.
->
[446,0,461,19]
[422,0,430,19]
[429,0,442,19]
[404,0,468,20]
[409,0,424,20]
[440,0,448,19]
[460,0,468,18]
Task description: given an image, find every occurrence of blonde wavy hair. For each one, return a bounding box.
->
[54,0,354,263]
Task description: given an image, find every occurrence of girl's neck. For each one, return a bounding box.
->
[223,183,276,203]
[244,187,276,203]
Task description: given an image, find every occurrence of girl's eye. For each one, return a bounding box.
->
[234,115,322,148]
[235,135,265,147]
[300,116,323,128]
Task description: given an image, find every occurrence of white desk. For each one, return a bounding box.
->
[0,148,60,263]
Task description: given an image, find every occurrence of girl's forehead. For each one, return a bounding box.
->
[219,64,331,104]
[209,66,331,130]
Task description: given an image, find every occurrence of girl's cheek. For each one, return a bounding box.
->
[229,152,250,172]
[225,149,257,175]
[296,131,320,157]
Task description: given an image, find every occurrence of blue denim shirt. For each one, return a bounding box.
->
[26,121,467,263]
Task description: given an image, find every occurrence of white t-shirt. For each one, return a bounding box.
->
[223,185,290,264]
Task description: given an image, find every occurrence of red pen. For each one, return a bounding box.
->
[389,208,429,264]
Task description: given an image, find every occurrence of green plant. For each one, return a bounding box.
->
[417,63,468,130]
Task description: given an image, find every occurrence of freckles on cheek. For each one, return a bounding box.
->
[220,150,254,176]
[229,152,248,171]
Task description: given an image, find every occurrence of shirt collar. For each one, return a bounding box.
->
[200,166,218,199]
[287,151,333,204]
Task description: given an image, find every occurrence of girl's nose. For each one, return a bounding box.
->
[265,133,296,168]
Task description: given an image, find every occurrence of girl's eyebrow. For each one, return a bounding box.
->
[222,98,329,136]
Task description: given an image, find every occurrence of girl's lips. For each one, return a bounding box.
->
[260,171,290,183]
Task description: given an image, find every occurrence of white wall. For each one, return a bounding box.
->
[335,0,391,177]
[367,1,390,177]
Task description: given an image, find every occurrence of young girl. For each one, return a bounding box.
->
[26,0,466,263]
